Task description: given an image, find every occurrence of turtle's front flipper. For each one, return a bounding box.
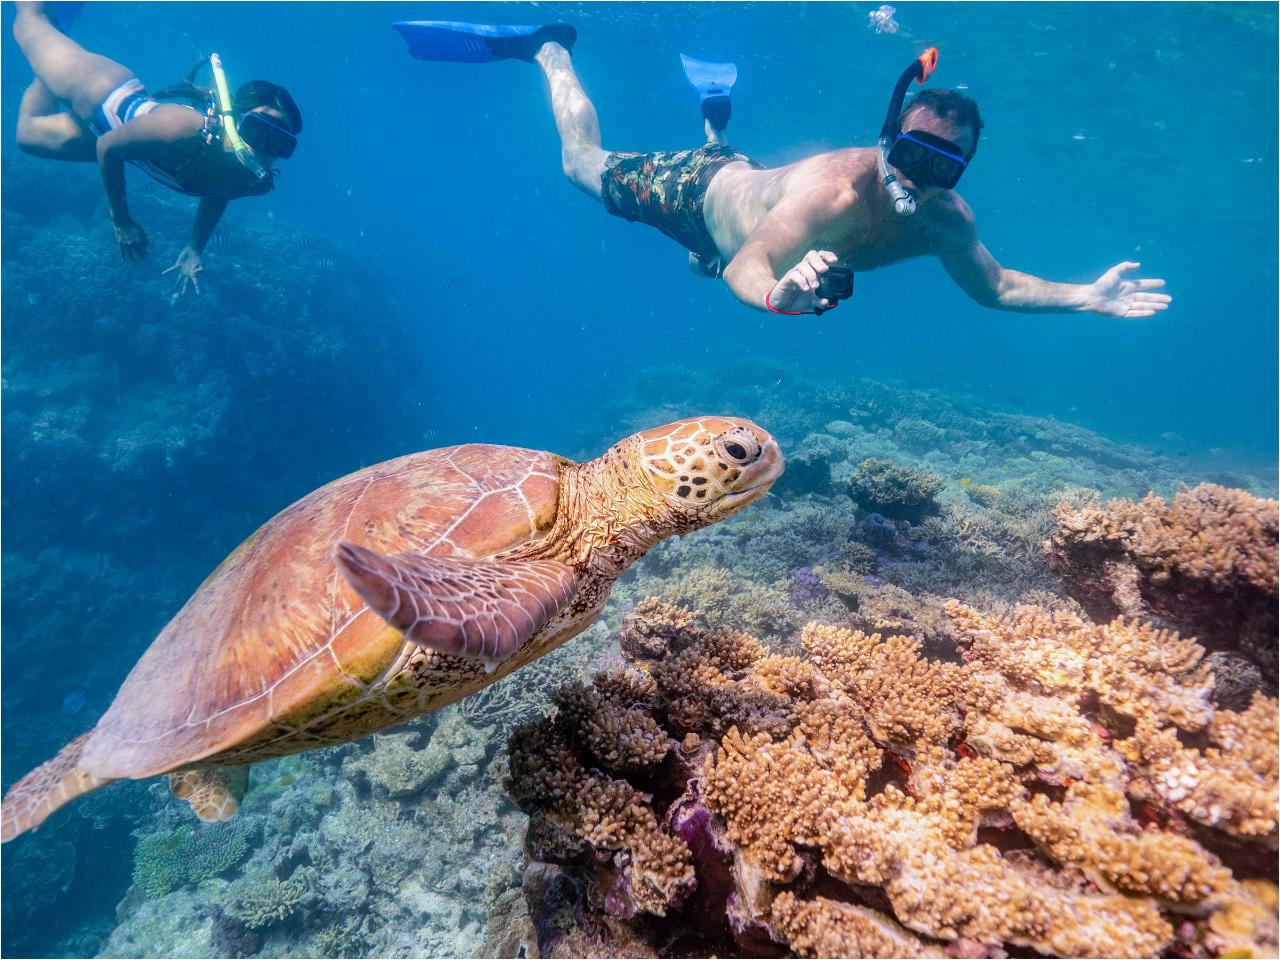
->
[169,766,250,822]
[334,543,577,666]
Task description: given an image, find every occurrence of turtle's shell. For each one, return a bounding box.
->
[79,445,566,779]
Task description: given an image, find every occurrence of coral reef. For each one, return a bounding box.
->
[845,458,944,521]
[341,729,448,800]
[131,821,252,898]
[8,322,1275,958]
[629,565,801,642]
[1045,483,1279,684]
[819,572,956,660]
[507,665,694,919]
[509,598,1278,958]
[225,873,313,929]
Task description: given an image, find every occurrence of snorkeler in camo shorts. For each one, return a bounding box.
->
[395,20,1172,321]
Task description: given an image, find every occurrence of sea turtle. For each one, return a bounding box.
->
[2,417,782,841]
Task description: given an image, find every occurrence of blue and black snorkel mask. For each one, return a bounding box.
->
[238,110,297,160]
[876,48,971,216]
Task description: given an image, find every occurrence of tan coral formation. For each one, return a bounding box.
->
[819,571,957,658]
[1055,484,1277,592]
[516,597,1277,958]
[509,599,1280,957]
[1121,695,1279,841]
[552,670,668,772]
[508,665,694,917]
[769,892,942,959]
[706,621,1187,957]
[1045,483,1279,684]
[508,714,692,916]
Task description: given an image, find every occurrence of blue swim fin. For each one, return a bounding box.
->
[681,54,737,132]
[393,21,576,64]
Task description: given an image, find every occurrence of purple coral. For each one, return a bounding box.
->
[789,565,829,608]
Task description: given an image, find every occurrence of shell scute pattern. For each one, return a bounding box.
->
[80,445,563,778]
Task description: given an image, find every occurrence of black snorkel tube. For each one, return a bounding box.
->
[876,47,938,217]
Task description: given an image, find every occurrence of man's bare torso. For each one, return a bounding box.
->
[703,146,964,269]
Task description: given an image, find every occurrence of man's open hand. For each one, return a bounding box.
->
[1085,261,1171,318]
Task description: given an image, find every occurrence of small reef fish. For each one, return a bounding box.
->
[298,235,322,249]
[314,257,336,271]
[206,233,230,249]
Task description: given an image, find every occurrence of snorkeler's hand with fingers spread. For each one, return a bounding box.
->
[113,219,148,262]
[162,247,204,296]
[766,250,848,315]
[1084,261,1171,319]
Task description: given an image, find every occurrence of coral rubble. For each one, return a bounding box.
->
[1045,483,1279,685]
[508,598,1278,958]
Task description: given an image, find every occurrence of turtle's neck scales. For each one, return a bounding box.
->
[508,438,678,578]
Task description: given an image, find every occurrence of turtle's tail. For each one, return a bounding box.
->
[1,731,115,842]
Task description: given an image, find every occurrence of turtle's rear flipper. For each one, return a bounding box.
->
[334,543,577,668]
[170,766,249,822]
[1,731,114,842]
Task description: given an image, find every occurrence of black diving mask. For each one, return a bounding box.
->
[239,110,297,160]
[886,130,968,189]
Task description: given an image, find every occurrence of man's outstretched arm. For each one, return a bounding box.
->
[939,210,1171,318]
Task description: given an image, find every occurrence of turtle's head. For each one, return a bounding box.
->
[634,416,784,528]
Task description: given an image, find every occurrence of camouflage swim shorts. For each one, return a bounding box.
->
[601,143,762,276]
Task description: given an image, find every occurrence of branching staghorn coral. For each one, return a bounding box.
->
[1045,483,1278,685]
[509,598,1278,958]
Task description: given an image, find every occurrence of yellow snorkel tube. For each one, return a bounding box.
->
[209,53,268,181]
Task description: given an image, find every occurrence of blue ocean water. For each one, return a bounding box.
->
[1,2,1276,957]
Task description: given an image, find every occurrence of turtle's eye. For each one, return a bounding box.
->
[716,430,762,465]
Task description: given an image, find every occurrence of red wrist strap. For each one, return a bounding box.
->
[764,290,808,315]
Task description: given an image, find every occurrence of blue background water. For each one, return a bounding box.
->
[1,2,1276,956]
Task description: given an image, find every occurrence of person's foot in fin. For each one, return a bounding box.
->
[681,54,736,140]
[393,21,576,64]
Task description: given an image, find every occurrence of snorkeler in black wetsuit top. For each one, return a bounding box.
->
[12,0,303,295]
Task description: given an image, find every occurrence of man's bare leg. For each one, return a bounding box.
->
[533,42,609,201]
[16,78,96,159]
